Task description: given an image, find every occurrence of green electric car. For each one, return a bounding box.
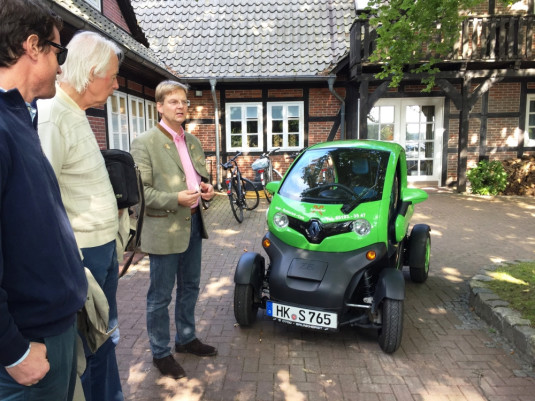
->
[233,140,431,353]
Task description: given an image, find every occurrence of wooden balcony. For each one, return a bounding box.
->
[350,15,535,71]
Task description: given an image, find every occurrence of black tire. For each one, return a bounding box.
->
[242,178,260,210]
[234,284,258,326]
[408,224,431,283]
[229,179,244,223]
[378,298,403,354]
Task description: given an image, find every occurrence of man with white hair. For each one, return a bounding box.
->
[38,31,125,401]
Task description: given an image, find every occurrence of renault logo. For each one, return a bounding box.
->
[306,220,322,242]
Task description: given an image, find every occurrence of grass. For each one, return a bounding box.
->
[485,261,535,327]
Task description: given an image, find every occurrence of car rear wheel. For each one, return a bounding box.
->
[378,298,403,354]
[408,224,431,283]
[234,284,258,326]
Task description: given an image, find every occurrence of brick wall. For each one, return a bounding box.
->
[103,0,130,32]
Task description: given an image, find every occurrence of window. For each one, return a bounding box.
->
[145,100,158,130]
[82,0,101,11]
[267,102,304,151]
[107,92,128,150]
[525,95,535,146]
[128,95,145,143]
[107,92,157,151]
[225,103,262,152]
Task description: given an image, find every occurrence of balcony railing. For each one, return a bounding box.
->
[350,15,534,67]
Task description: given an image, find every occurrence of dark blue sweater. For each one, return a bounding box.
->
[0,89,87,366]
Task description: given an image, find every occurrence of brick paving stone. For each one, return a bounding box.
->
[116,191,535,400]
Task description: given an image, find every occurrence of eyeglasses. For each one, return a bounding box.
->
[45,40,68,66]
[168,99,190,107]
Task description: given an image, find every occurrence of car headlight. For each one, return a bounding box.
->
[351,218,371,236]
[273,212,289,228]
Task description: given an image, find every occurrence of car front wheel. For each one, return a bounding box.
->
[234,284,259,326]
[378,298,403,354]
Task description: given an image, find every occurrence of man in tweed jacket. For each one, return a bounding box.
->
[130,80,216,380]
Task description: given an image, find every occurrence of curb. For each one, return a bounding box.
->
[469,260,535,366]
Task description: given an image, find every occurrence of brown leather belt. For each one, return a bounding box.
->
[191,206,198,215]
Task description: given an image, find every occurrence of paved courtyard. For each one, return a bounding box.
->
[116,189,535,401]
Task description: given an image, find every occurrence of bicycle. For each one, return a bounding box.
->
[251,148,284,203]
[221,152,260,223]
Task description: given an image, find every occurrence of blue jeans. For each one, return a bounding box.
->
[0,322,77,401]
[80,240,123,401]
[147,212,202,359]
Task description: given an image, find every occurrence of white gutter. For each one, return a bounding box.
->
[210,79,222,190]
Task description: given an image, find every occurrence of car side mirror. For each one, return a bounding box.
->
[401,188,428,205]
[265,181,281,194]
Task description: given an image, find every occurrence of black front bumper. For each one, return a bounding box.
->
[263,232,388,313]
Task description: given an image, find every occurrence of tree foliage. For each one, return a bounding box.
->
[364,0,518,91]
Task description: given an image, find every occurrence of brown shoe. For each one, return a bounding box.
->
[152,355,186,379]
[175,338,217,357]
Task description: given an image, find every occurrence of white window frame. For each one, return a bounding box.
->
[145,100,158,130]
[525,94,535,147]
[82,0,101,12]
[106,91,129,151]
[128,95,146,144]
[225,103,263,152]
[267,101,304,151]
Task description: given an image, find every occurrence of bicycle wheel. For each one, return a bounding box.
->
[229,179,244,223]
[241,177,259,210]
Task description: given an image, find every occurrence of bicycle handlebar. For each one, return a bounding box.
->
[221,151,242,170]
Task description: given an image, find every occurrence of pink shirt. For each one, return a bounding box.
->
[160,121,201,208]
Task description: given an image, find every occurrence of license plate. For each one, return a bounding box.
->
[266,301,338,330]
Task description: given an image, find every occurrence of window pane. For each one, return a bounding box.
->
[272,106,283,120]
[111,97,118,113]
[368,108,379,123]
[230,107,242,120]
[231,121,242,134]
[367,124,379,140]
[381,106,394,123]
[272,134,282,147]
[288,134,298,147]
[406,124,420,140]
[288,119,299,133]
[530,101,535,113]
[407,160,418,175]
[529,114,535,126]
[119,97,126,113]
[131,100,137,117]
[246,106,257,119]
[288,106,299,117]
[231,135,242,147]
[421,160,433,175]
[380,125,394,141]
[246,120,258,134]
[112,117,119,132]
[247,135,258,147]
[530,128,535,140]
[272,120,283,133]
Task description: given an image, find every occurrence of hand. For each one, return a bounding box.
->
[6,342,49,386]
[177,189,201,208]
[199,182,215,200]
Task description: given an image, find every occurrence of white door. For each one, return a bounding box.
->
[367,97,444,184]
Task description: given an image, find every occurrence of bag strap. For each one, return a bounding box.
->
[119,167,145,278]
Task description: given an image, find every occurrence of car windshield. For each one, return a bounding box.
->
[279,147,390,204]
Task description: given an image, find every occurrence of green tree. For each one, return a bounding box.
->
[364,0,517,91]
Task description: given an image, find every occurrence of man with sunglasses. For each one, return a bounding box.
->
[0,0,87,400]
[38,31,125,401]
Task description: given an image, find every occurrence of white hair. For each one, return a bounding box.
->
[58,31,123,93]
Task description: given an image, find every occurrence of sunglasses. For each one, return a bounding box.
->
[45,40,68,66]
